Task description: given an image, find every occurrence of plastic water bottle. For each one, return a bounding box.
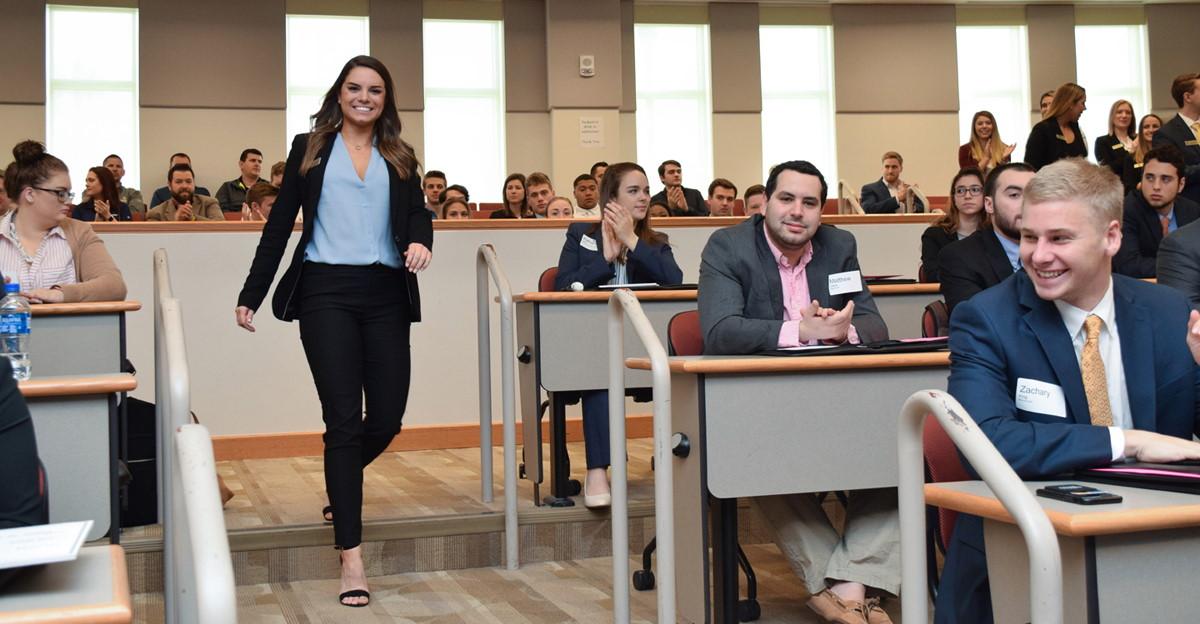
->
[0,283,31,380]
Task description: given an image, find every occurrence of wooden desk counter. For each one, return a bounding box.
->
[19,374,137,399]
[31,301,142,316]
[512,289,697,303]
[627,351,949,373]
[0,545,131,624]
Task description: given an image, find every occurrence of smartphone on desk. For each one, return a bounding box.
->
[1036,483,1123,505]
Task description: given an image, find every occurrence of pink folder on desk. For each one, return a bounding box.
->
[1076,462,1200,495]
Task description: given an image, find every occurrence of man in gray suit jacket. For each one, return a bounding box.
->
[1159,219,1200,309]
[698,160,896,624]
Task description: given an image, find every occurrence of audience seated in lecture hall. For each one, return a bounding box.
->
[545,196,573,219]
[422,170,446,216]
[572,174,599,218]
[743,184,766,216]
[698,160,896,624]
[650,159,708,216]
[147,164,224,221]
[861,151,925,214]
[241,181,279,222]
[101,154,144,215]
[957,111,1014,176]
[522,171,554,218]
[935,157,1200,624]
[1113,146,1199,279]
[441,196,470,220]
[71,166,132,222]
[553,162,683,509]
[1125,114,1163,194]
[1158,219,1200,309]
[215,148,266,213]
[2,141,127,303]
[0,356,43,531]
[270,160,285,187]
[149,152,211,207]
[1024,82,1088,171]
[920,167,986,283]
[1152,72,1200,204]
[589,161,608,187]
[938,162,1035,314]
[706,177,737,217]
[491,173,531,219]
[1094,100,1137,185]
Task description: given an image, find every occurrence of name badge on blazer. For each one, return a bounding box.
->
[1015,377,1067,418]
[828,270,863,296]
[1187,140,1200,147]
[1112,143,1127,151]
[580,234,598,252]
[1055,134,1067,141]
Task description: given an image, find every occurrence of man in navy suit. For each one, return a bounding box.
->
[1152,73,1200,204]
[860,151,925,214]
[935,157,1200,623]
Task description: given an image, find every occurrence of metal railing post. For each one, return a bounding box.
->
[475,244,519,569]
[175,425,237,623]
[897,390,1063,624]
[607,290,674,624]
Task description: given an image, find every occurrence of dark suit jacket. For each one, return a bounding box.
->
[1024,117,1087,171]
[698,214,888,354]
[935,272,1200,623]
[860,179,925,214]
[0,357,44,530]
[937,230,1015,315]
[1094,134,1135,192]
[1152,114,1200,204]
[1159,219,1200,309]
[1113,191,1200,278]
[650,186,708,217]
[237,133,433,322]
[919,225,959,283]
[553,222,683,290]
[70,200,132,222]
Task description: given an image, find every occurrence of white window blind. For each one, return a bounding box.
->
[955,26,1031,154]
[285,15,370,145]
[1075,25,1150,160]
[760,25,837,185]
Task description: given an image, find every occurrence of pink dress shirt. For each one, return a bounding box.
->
[764,223,859,347]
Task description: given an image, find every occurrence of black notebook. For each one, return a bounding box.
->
[762,337,949,357]
[1075,461,1200,496]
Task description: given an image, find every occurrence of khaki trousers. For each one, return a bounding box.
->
[751,487,901,596]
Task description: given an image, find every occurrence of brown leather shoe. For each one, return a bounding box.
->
[862,596,894,624]
[807,588,869,624]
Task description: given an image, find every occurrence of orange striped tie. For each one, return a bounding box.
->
[1081,315,1113,427]
[1161,215,1171,238]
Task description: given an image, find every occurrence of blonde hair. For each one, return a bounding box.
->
[968,111,1007,170]
[1024,158,1122,228]
[1106,100,1135,137]
[1044,83,1086,122]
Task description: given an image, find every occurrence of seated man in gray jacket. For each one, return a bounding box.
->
[698,160,895,624]
[1159,219,1200,309]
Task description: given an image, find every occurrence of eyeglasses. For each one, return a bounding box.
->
[954,185,983,197]
[32,187,75,203]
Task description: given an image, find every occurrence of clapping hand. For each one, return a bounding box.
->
[1188,310,1200,365]
[95,199,112,221]
[176,201,194,221]
[1003,142,1017,158]
[666,186,686,213]
[796,299,855,343]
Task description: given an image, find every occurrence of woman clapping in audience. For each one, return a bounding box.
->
[958,111,1014,175]
[72,166,131,221]
[1,141,126,302]
[552,162,682,507]
[490,173,531,218]
[920,168,987,282]
[1094,100,1137,182]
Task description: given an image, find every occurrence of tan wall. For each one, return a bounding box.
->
[1146,5,1200,112]
[505,112,553,178]
[549,109,623,194]
[713,113,764,192]
[1,0,44,106]
[1026,5,1077,111]
[0,105,45,160]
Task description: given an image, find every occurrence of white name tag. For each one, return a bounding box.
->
[1015,377,1067,418]
[828,270,863,296]
[580,235,598,252]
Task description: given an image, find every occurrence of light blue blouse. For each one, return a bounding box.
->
[304,133,400,268]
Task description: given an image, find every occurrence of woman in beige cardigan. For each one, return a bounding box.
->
[1,141,126,303]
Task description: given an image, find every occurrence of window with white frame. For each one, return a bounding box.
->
[423,19,505,202]
[759,25,837,186]
[1075,24,1150,160]
[286,15,369,145]
[46,5,139,195]
[955,26,1031,156]
[635,24,713,195]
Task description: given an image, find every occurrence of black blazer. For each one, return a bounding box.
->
[650,187,708,217]
[860,179,925,214]
[1152,114,1200,204]
[553,222,683,290]
[1024,118,1087,171]
[919,225,959,282]
[938,229,1015,315]
[71,200,132,222]
[237,133,433,322]
[1113,190,1200,278]
[1094,134,1135,192]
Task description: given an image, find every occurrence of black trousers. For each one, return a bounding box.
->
[298,262,411,549]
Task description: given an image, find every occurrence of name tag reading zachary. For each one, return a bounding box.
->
[1015,377,1067,418]
[828,270,863,296]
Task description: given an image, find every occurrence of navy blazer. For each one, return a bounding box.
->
[935,272,1200,622]
[1114,191,1200,278]
[1158,219,1200,310]
[237,133,433,322]
[553,221,683,290]
[649,187,708,217]
[71,200,132,222]
[860,179,925,214]
[937,229,1014,315]
[1152,114,1200,204]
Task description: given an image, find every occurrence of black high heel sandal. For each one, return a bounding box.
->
[338,551,370,608]
[322,505,334,524]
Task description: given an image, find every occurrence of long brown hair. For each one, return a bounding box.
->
[935,167,990,234]
[967,111,1007,170]
[1044,82,1085,123]
[88,166,121,209]
[5,140,67,203]
[502,173,530,217]
[300,55,419,179]
[588,162,667,247]
[1133,113,1163,164]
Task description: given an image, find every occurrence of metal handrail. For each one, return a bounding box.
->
[838,180,865,215]
[897,390,1063,624]
[607,290,674,624]
[153,249,179,622]
[474,244,519,570]
[175,424,237,623]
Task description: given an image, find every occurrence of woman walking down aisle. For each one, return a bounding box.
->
[234,56,432,608]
